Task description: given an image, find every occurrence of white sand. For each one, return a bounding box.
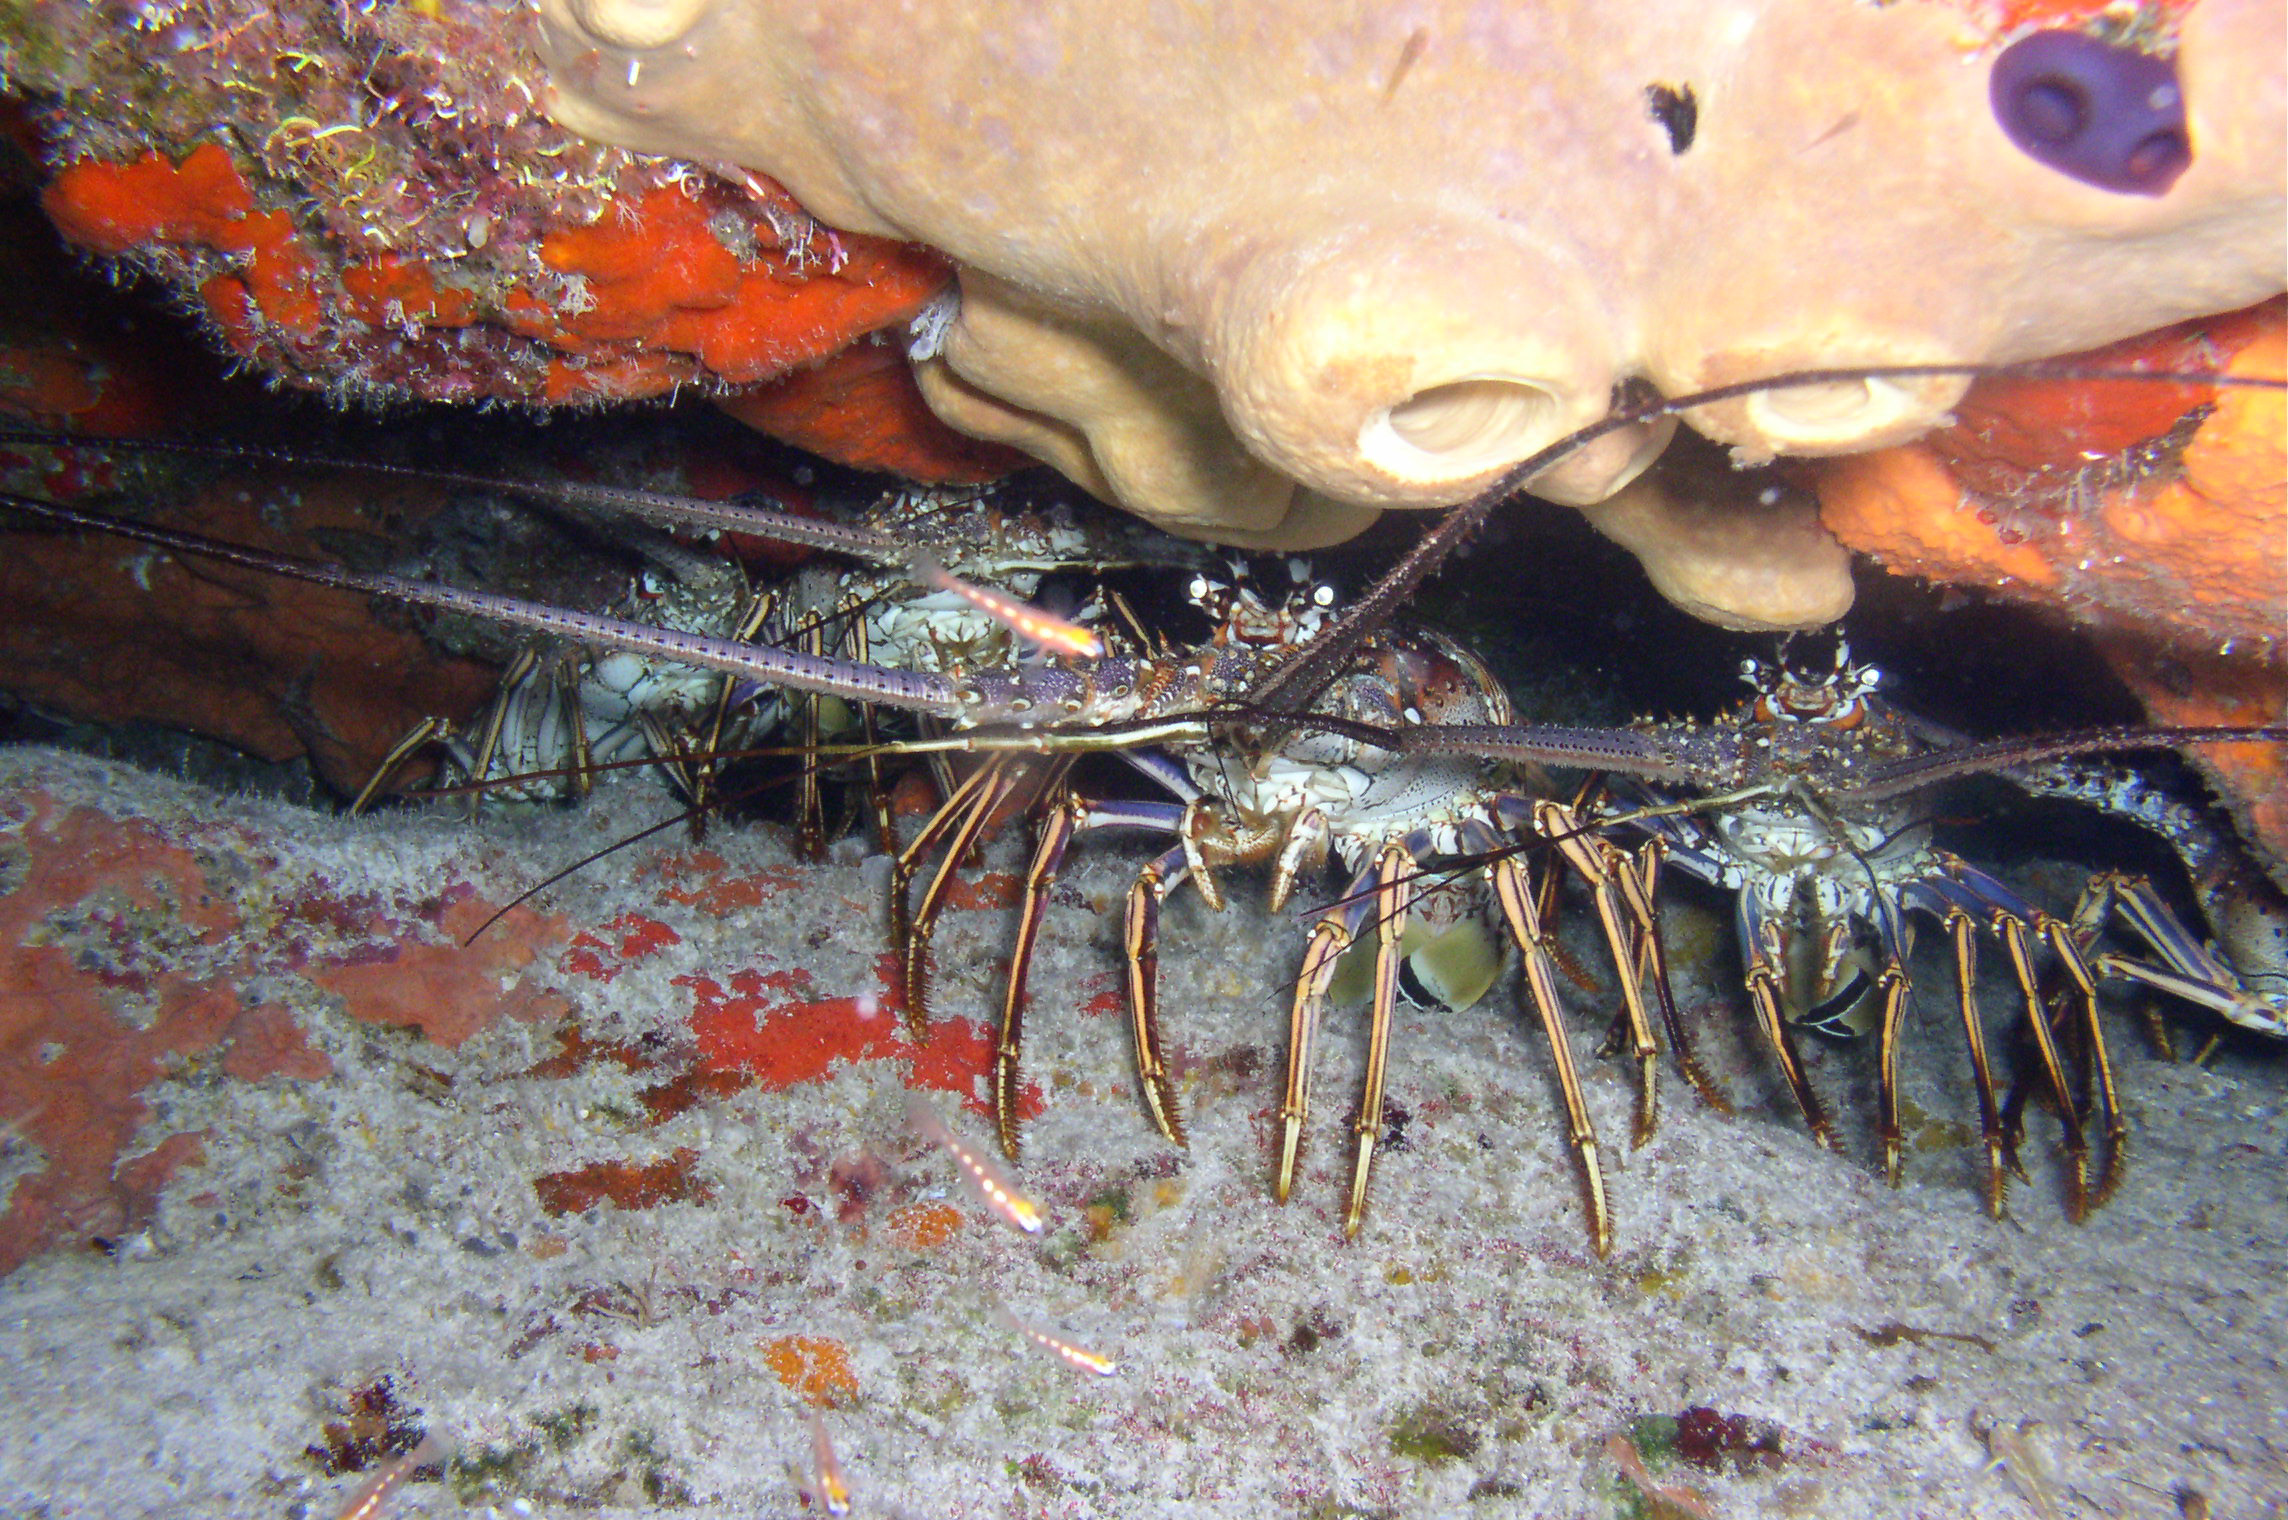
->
[1,745,2282,1519]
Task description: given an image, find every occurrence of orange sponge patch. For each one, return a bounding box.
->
[1816,298,2285,647]
[882,1200,965,1252]
[38,142,1008,481]
[532,1147,713,1216]
[759,1333,860,1407]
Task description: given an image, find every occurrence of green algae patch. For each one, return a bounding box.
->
[1388,1402,1482,1464]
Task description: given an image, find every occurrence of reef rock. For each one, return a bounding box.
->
[538,0,2287,623]
[0,7,1013,480]
[1816,296,2287,872]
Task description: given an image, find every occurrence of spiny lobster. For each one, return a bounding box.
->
[0,359,2280,1255]
[347,475,1205,858]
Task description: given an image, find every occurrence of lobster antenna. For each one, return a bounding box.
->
[1243,360,2288,719]
[0,490,968,717]
[0,426,911,566]
[1835,724,2288,802]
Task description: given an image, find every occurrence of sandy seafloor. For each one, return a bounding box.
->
[0,744,2283,1520]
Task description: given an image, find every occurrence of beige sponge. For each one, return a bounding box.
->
[538,0,2286,626]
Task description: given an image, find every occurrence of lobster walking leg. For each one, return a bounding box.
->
[1276,865,1377,1206]
[995,793,1083,1156]
[1344,843,1419,1237]
[1612,839,1731,1115]
[838,592,904,860]
[1994,911,2091,1221]
[353,713,457,817]
[1942,910,2012,1217]
[1538,801,1670,1146]
[681,587,777,838]
[2039,916,2125,1209]
[792,608,833,863]
[1486,847,1611,1257]
[1872,964,1913,1189]
[2078,873,2288,1039]
[1123,844,1194,1148]
[893,760,1029,1033]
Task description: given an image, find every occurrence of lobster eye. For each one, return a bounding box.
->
[1312,584,1336,607]
[1188,576,1211,601]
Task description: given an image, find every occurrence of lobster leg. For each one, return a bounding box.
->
[1345,844,1419,1237]
[1872,964,1913,1188]
[792,607,832,864]
[1124,842,1195,1148]
[2082,872,2288,1039]
[1612,839,1730,1115]
[991,794,1191,1155]
[994,793,1082,1156]
[1994,910,2091,1221]
[2039,915,2125,1210]
[892,759,1026,1034]
[1536,801,1665,1145]
[682,587,776,839]
[1486,846,1610,1258]
[465,646,540,814]
[1940,909,2012,1218]
[839,592,904,860]
[1735,893,1840,1153]
[353,713,457,816]
[1740,965,1840,1153]
[1277,861,1379,1206]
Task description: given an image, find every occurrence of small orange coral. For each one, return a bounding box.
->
[881,1200,965,1252]
[759,1334,860,1407]
[44,147,323,344]
[525,184,953,392]
[1815,298,2285,648]
[339,258,479,329]
[42,143,254,251]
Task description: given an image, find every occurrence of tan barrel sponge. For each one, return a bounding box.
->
[536,0,2286,628]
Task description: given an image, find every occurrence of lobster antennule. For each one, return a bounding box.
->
[0,490,968,717]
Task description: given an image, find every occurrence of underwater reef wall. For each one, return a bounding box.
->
[1,2,2281,620]
[0,1,2278,851]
